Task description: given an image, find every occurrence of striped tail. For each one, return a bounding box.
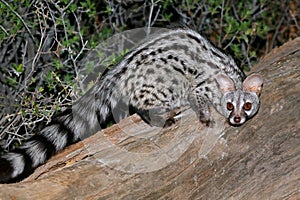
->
[0,109,79,183]
[0,83,115,183]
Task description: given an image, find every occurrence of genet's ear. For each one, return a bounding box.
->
[243,73,264,96]
[215,74,235,94]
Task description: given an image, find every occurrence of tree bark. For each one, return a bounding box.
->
[0,38,299,200]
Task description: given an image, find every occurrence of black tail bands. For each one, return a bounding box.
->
[0,84,105,183]
[0,109,77,183]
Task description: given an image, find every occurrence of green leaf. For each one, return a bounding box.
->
[39,86,44,92]
[15,63,23,73]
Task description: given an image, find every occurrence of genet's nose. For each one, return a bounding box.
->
[234,116,241,123]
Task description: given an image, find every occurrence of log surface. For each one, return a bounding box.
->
[0,38,299,200]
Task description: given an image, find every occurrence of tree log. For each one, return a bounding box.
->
[0,38,299,200]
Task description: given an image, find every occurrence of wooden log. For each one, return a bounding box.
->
[0,38,299,200]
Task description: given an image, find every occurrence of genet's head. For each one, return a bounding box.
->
[216,73,264,126]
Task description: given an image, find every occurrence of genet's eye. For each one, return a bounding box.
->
[226,102,234,111]
[243,102,252,111]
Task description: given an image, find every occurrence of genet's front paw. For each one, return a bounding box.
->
[199,116,215,128]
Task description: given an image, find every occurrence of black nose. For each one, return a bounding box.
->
[234,116,241,123]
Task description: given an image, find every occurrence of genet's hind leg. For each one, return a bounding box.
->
[129,105,183,127]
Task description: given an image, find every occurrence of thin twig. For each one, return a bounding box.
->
[147,0,155,35]
[0,25,8,36]
[289,9,300,30]
[27,5,47,85]
[223,34,237,50]
[219,0,225,47]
